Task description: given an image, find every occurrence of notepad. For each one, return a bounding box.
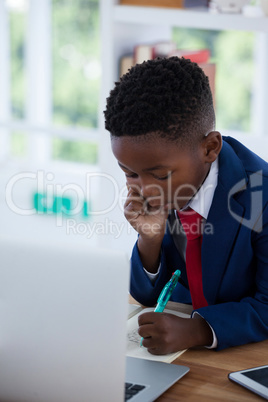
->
[128,303,143,319]
[127,307,190,363]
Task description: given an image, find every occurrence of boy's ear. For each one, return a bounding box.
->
[202,131,222,163]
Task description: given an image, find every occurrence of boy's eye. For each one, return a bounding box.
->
[124,171,172,180]
[125,173,138,179]
[154,172,172,181]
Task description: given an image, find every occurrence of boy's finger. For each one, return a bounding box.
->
[127,184,144,197]
[138,312,156,326]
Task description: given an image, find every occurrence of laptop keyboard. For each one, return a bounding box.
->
[125,382,146,400]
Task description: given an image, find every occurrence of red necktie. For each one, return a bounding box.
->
[177,208,208,309]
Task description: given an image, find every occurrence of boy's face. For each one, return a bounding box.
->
[111,134,213,211]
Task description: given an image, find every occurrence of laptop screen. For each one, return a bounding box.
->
[0,235,130,402]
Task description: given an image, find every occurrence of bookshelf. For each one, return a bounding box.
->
[114,5,268,33]
[98,0,268,250]
[100,0,268,158]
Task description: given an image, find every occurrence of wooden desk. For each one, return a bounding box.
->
[129,297,268,401]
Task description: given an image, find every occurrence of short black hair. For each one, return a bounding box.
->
[104,56,215,147]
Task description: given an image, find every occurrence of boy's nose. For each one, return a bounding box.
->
[140,185,151,199]
[127,178,162,200]
[140,184,161,200]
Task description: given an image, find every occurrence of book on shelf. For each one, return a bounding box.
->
[120,0,209,8]
[134,44,154,65]
[199,62,216,106]
[127,306,190,363]
[120,0,184,7]
[168,48,210,65]
[134,40,177,64]
[119,54,134,78]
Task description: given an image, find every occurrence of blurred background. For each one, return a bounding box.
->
[1,0,268,255]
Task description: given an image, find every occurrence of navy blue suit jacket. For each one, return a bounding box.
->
[130,137,268,350]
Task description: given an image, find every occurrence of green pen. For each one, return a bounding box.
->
[140,269,181,347]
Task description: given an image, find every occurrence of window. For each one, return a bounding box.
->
[1,0,101,165]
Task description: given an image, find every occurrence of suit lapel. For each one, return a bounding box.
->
[201,140,248,304]
[167,212,189,288]
[168,211,187,261]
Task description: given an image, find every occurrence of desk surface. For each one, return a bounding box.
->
[129,297,268,401]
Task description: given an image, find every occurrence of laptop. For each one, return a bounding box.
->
[0,235,189,402]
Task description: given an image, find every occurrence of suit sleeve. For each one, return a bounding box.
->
[130,231,192,306]
[130,239,173,307]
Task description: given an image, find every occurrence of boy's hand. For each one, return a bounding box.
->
[124,185,168,240]
[138,312,213,355]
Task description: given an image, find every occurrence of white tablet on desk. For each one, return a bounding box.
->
[228,365,268,400]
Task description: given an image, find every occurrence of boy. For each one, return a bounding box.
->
[104,57,268,353]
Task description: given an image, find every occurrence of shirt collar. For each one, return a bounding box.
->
[188,158,219,219]
[176,158,219,220]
